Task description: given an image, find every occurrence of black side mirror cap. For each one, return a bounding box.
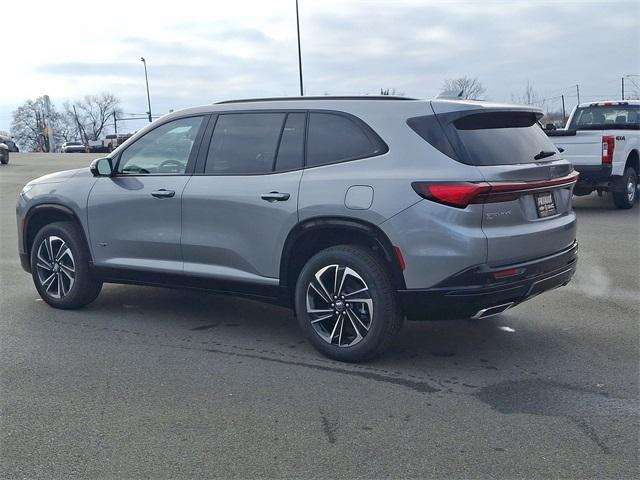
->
[90,157,113,177]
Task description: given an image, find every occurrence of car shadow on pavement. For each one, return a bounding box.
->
[85,283,569,376]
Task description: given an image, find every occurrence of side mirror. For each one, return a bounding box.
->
[90,157,113,177]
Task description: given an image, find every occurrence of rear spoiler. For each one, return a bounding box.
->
[545,130,577,137]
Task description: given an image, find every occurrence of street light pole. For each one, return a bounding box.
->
[140,57,152,122]
[295,0,304,96]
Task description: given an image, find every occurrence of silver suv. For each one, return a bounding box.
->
[17,97,578,361]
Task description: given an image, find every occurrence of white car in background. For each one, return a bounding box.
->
[61,141,88,153]
[547,100,639,209]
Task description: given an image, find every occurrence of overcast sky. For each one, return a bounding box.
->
[1,0,638,134]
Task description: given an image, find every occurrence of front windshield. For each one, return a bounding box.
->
[568,104,639,130]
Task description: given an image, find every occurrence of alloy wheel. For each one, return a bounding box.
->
[627,176,636,203]
[35,236,76,299]
[306,264,373,347]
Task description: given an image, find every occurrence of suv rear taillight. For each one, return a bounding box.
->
[412,183,490,208]
[412,172,579,208]
[602,136,615,165]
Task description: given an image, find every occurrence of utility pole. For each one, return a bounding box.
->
[141,57,152,122]
[622,76,625,100]
[561,95,566,125]
[113,110,118,137]
[295,0,304,96]
[43,95,55,152]
[576,84,580,105]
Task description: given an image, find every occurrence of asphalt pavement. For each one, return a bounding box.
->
[1,153,638,479]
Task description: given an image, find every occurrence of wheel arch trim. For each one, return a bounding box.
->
[279,216,406,291]
[22,203,92,263]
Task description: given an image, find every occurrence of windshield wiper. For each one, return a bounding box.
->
[534,150,557,160]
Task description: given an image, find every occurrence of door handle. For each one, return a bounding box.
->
[261,192,290,202]
[151,189,176,198]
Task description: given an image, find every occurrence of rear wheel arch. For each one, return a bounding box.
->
[625,149,639,174]
[279,217,406,299]
[24,205,92,263]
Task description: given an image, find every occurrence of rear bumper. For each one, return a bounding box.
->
[398,241,578,321]
[574,164,612,182]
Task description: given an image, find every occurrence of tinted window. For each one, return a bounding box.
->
[306,113,383,167]
[568,104,639,130]
[452,112,557,165]
[118,116,203,174]
[206,113,285,174]
[410,111,556,166]
[275,113,305,171]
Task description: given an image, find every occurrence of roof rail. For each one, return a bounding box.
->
[215,95,418,104]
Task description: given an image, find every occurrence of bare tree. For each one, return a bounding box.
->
[10,97,65,152]
[512,81,542,106]
[73,93,121,142]
[441,76,486,100]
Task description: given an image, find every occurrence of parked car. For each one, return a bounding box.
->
[61,141,88,153]
[16,96,578,361]
[0,132,19,152]
[0,142,9,164]
[547,100,639,209]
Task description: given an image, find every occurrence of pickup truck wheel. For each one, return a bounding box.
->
[30,221,103,309]
[613,167,637,209]
[294,245,402,362]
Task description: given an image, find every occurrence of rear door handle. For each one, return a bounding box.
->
[261,192,290,202]
[151,189,175,198]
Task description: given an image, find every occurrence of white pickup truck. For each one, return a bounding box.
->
[547,100,639,209]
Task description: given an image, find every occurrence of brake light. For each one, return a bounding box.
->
[602,136,615,165]
[412,183,490,208]
[413,172,579,208]
[493,268,525,279]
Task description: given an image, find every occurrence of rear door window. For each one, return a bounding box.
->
[274,113,306,172]
[205,113,285,174]
[306,112,386,167]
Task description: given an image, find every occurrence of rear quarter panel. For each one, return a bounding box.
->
[297,102,486,225]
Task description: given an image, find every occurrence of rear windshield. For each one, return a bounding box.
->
[568,104,639,130]
[409,111,557,166]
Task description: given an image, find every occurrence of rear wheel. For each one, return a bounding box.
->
[0,152,8,165]
[613,167,637,209]
[294,245,402,362]
[30,221,102,309]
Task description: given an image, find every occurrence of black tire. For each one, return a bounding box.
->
[612,167,637,209]
[294,245,403,362]
[0,152,8,165]
[30,221,102,309]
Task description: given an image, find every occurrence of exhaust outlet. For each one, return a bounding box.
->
[472,302,514,320]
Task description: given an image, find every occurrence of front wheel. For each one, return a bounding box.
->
[0,152,8,165]
[613,167,637,209]
[30,221,103,309]
[294,245,402,362]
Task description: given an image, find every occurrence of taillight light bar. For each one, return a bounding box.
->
[412,171,579,208]
[602,136,615,165]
